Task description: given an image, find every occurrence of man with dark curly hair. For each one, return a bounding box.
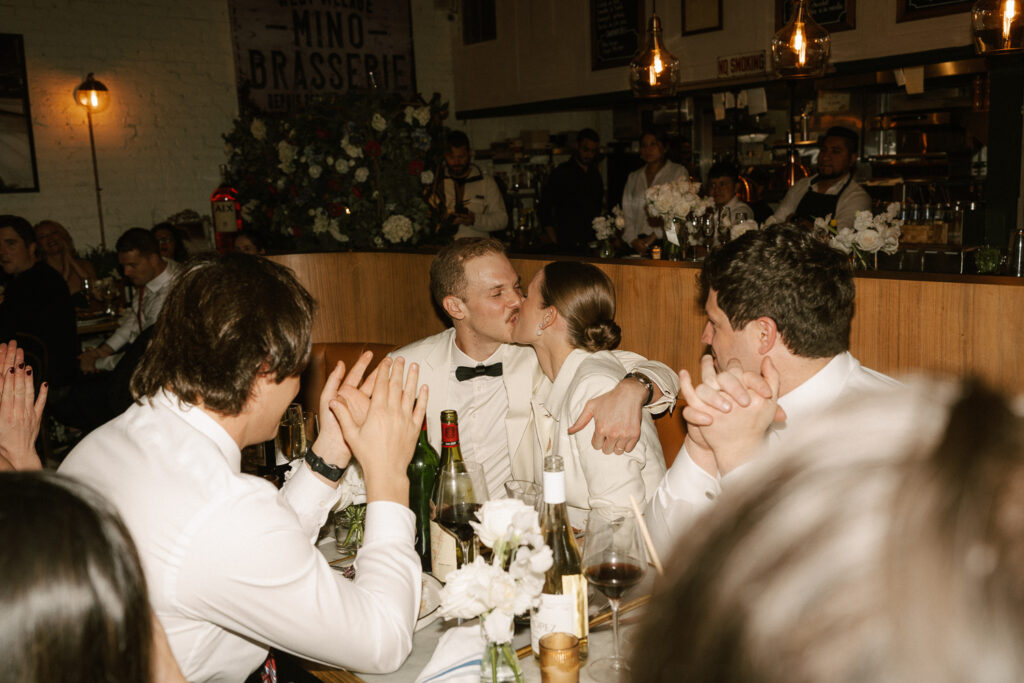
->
[646,224,897,554]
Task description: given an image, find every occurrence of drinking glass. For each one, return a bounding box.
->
[504,479,542,512]
[433,461,489,569]
[276,403,305,461]
[302,409,319,450]
[582,507,647,682]
[699,214,715,256]
[82,277,93,301]
[99,279,118,316]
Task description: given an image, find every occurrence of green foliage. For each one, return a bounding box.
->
[82,245,120,278]
[222,92,449,250]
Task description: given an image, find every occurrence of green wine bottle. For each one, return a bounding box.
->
[408,420,440,572]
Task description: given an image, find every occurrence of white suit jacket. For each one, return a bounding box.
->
[391,328,677,484]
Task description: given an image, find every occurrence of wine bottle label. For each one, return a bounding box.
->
[429,520,458,582]
[529,574,588,655]
[441,423,459,447]
[212,202,237,233]
[542,470,566,504]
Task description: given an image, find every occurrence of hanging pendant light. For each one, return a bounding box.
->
[629,2,679,98]
[770,0,831,78]
[972,0,1023,53]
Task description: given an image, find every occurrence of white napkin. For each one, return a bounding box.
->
[414,624,485,683]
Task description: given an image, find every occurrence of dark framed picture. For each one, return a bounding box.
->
[775,0,856,32]
[591,0,644,71]
[682,0,723,35]
[0,34,39,193]
[897,0,973,23]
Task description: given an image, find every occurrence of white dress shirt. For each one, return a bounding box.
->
[447,345,511,498]
[531,349,666,527]
[767,173,871,229]
[391,329,678,498]
[59,390,420,682]
[97,259,181,371]
[621,160,689,244]
[645,352,898,556]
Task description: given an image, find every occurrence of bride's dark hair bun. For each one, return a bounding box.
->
[540,262,619,352]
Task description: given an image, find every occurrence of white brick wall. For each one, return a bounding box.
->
[0,0,238,250]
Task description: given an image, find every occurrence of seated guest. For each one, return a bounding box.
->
[151,222,189,263]
[766,126,871,230]
[390,238,677,498]
[60,253,428,681]
[632,378,1024,683]
[646,224,897,554]
[0,214,78,389]
[34,219,98,306]
[1,471,185,682]
[511,261,665,522]
[234,231,267,255]
[705,160,753,229]
[0,340,46,471]
[79,228,180,374]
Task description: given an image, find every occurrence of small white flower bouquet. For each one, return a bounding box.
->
[438,499,553,682]
[817,202,902,269]
[645,177,714,246]
[592,205,626,241]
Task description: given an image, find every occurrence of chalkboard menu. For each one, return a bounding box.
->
[591,0,643,71]
[897,0,972,22]
[776,0,855,32]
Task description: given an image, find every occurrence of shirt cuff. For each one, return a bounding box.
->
[282,462,344,536]
[664,444,721,505]
[363,501,415,544]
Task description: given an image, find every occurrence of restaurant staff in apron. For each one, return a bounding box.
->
[767,126,871,230]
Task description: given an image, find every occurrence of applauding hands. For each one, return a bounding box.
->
[0,340,46,471]
[679,354,784,477]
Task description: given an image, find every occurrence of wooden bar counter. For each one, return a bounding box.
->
[269,251,1024,395]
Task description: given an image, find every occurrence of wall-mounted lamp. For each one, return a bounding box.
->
[770,0,831,78]
[629,2,679,98]
[73,73,110,248]
[972,0,1023,53]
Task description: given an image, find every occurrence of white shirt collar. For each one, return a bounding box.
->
[150,389,241,471]
[145,259,178,295]
[811,173,852,195]
[776,352,857,428]
[539,348,590,419]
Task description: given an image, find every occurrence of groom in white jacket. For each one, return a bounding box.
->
[391,238,678,498]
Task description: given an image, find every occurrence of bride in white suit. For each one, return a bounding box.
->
[512,261,666,525]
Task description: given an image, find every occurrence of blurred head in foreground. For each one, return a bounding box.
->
[633,377,1024,683]
[0,472,153,682]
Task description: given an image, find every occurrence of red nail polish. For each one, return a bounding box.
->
[17,362,24,369]
[43,382,48,388]
[8,367,12,374]
[26,368,32,376]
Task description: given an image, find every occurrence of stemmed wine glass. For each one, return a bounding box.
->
[433,461,489,569]
[582,506,648,682]
[699,214,716,257]
[99,278,119,316]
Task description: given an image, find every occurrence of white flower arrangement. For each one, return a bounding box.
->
[592,205,626,241]
[817,202,902,268]
[250,118,267,141]
[645,177,715,247]
[277,140,297,173]
[382,214,414,243]
[439,499,553,647]
[403,105,431,127]
[419,169,434,185]
[354,167,370,183]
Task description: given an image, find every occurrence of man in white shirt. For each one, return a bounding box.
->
[60,253,428,682]
[646,224,897,555]
[706,160,753,238]
[79,228,181,374]
[767,126,871,230]
[391,238,678,498]
[429,131,508,240]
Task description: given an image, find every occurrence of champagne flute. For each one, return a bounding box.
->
[433,461,488,569]
[582,506,647,682]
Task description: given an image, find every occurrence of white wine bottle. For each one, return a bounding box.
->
[530,454,588,659]
[429,410,461,582]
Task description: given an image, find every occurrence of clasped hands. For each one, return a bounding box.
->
[680,354,785,477]
[309,352,427,505]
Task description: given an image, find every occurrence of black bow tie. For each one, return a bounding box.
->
[455,363,503,381]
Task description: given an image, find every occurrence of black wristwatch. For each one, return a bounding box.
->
[624,371,655,406]
[304,446,345,482]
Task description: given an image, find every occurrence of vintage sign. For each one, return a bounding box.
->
[228,0,415,112]
[716,51,767,79]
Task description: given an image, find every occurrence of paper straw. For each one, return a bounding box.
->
[629,495,664,577]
